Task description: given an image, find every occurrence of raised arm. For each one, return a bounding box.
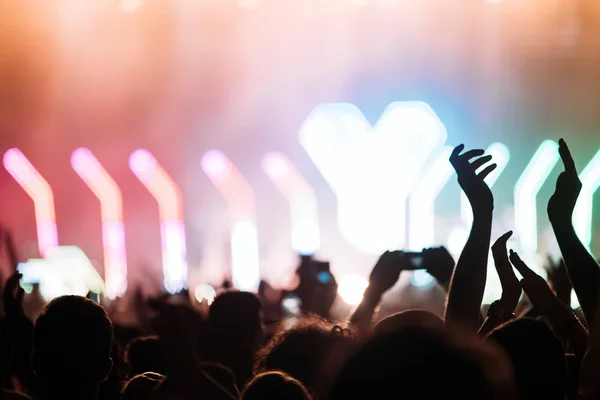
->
[350,251,403,336]
[478,231,521,336]
[444,145,497,331]
[548,139,600,327]
[510,250,589,359]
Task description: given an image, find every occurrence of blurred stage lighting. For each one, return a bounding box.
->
[514,140,560,255]
[71,148,127,299]
[18,246,105,302]
[120,0,142,13]
[195,284,217,305]
[238,0,262,9]
[130,149,188,294]
[262,152,320,255]
[338,274,368,305]
[202,150,261,292]
[411,270,435,289]
[3,148,59,258]
[573,148,600,251]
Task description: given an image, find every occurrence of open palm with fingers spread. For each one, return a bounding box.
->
[449,144,497,216]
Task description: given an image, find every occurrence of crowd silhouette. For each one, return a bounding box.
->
[0,139,599,399]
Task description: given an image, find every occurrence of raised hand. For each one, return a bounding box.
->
[546,259,573,307]
[491,231,521,311]
[367,251,404,299]
[2,272,25,322]
[449,144,497,216]
[1,230,24,321]
[547,138,600,333]
[510,250,588,358]
[548,139,582,225]
[422,247,455,291]
[445,145,496,331]
[350,250,404,334]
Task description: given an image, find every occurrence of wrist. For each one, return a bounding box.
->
[363,286,383,307]
[487,300,515,322]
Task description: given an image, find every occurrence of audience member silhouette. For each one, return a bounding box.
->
[32,296,114,400]
[208,291,263,387]
[241,371,312,400]
[121,372,166,400]
[125,336,167,379]
[330,324,516,400]
[486,318,567,400]
[254,316,356,397]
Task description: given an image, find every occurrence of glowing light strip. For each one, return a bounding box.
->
[573,148,600,250]
[71,148,127,299]
[129,149,188,293]
[201,150,260,291]
[514,140,560,255]
[299,102,447,254]
[262,152,320,255]
[2,148,59,257]
[408,146,454,251]
[461,142,510,227]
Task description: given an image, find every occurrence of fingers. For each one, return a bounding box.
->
[2,272,22,305]
[450,144,465,160]
[509,250,538,280]
[478,163,497,180]
[492,231,513,252]
[450,145,495,175]
[470,155,493,171]
[558,138,577,175]
[450,145,485,164]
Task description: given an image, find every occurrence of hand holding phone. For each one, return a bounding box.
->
[402,252,425,270]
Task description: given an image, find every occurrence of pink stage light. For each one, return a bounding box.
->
[201,150,260,291]
[201,150,230,181]
[129,149,188,293]
[262,152,320,255]
[3,149,59,257]
[71,148,127,299]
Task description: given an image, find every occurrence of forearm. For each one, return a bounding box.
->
[349,287,381,336]
[544,299,589,359]
[445,213,492,331]
[551,220,600,324]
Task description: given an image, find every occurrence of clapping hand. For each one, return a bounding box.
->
[548,139,582,226]
[491,231,521,311]
[450,145,497,216]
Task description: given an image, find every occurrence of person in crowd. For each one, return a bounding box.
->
[124,336,167,379]
[207,291,264,388]
[32,296,114,400]
[241,371,312,400]
[121,372,166,400]
[254,316,356,398]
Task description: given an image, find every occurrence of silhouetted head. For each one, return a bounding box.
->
[32,296,113,390]
[331,325,515,400]
[125,336,166,378]
[121,372,166,400]
[486,318,566,400]
[374,310,443,336]
[209,291,263,350]
[254,316,356,394]
[241,371,312,400]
